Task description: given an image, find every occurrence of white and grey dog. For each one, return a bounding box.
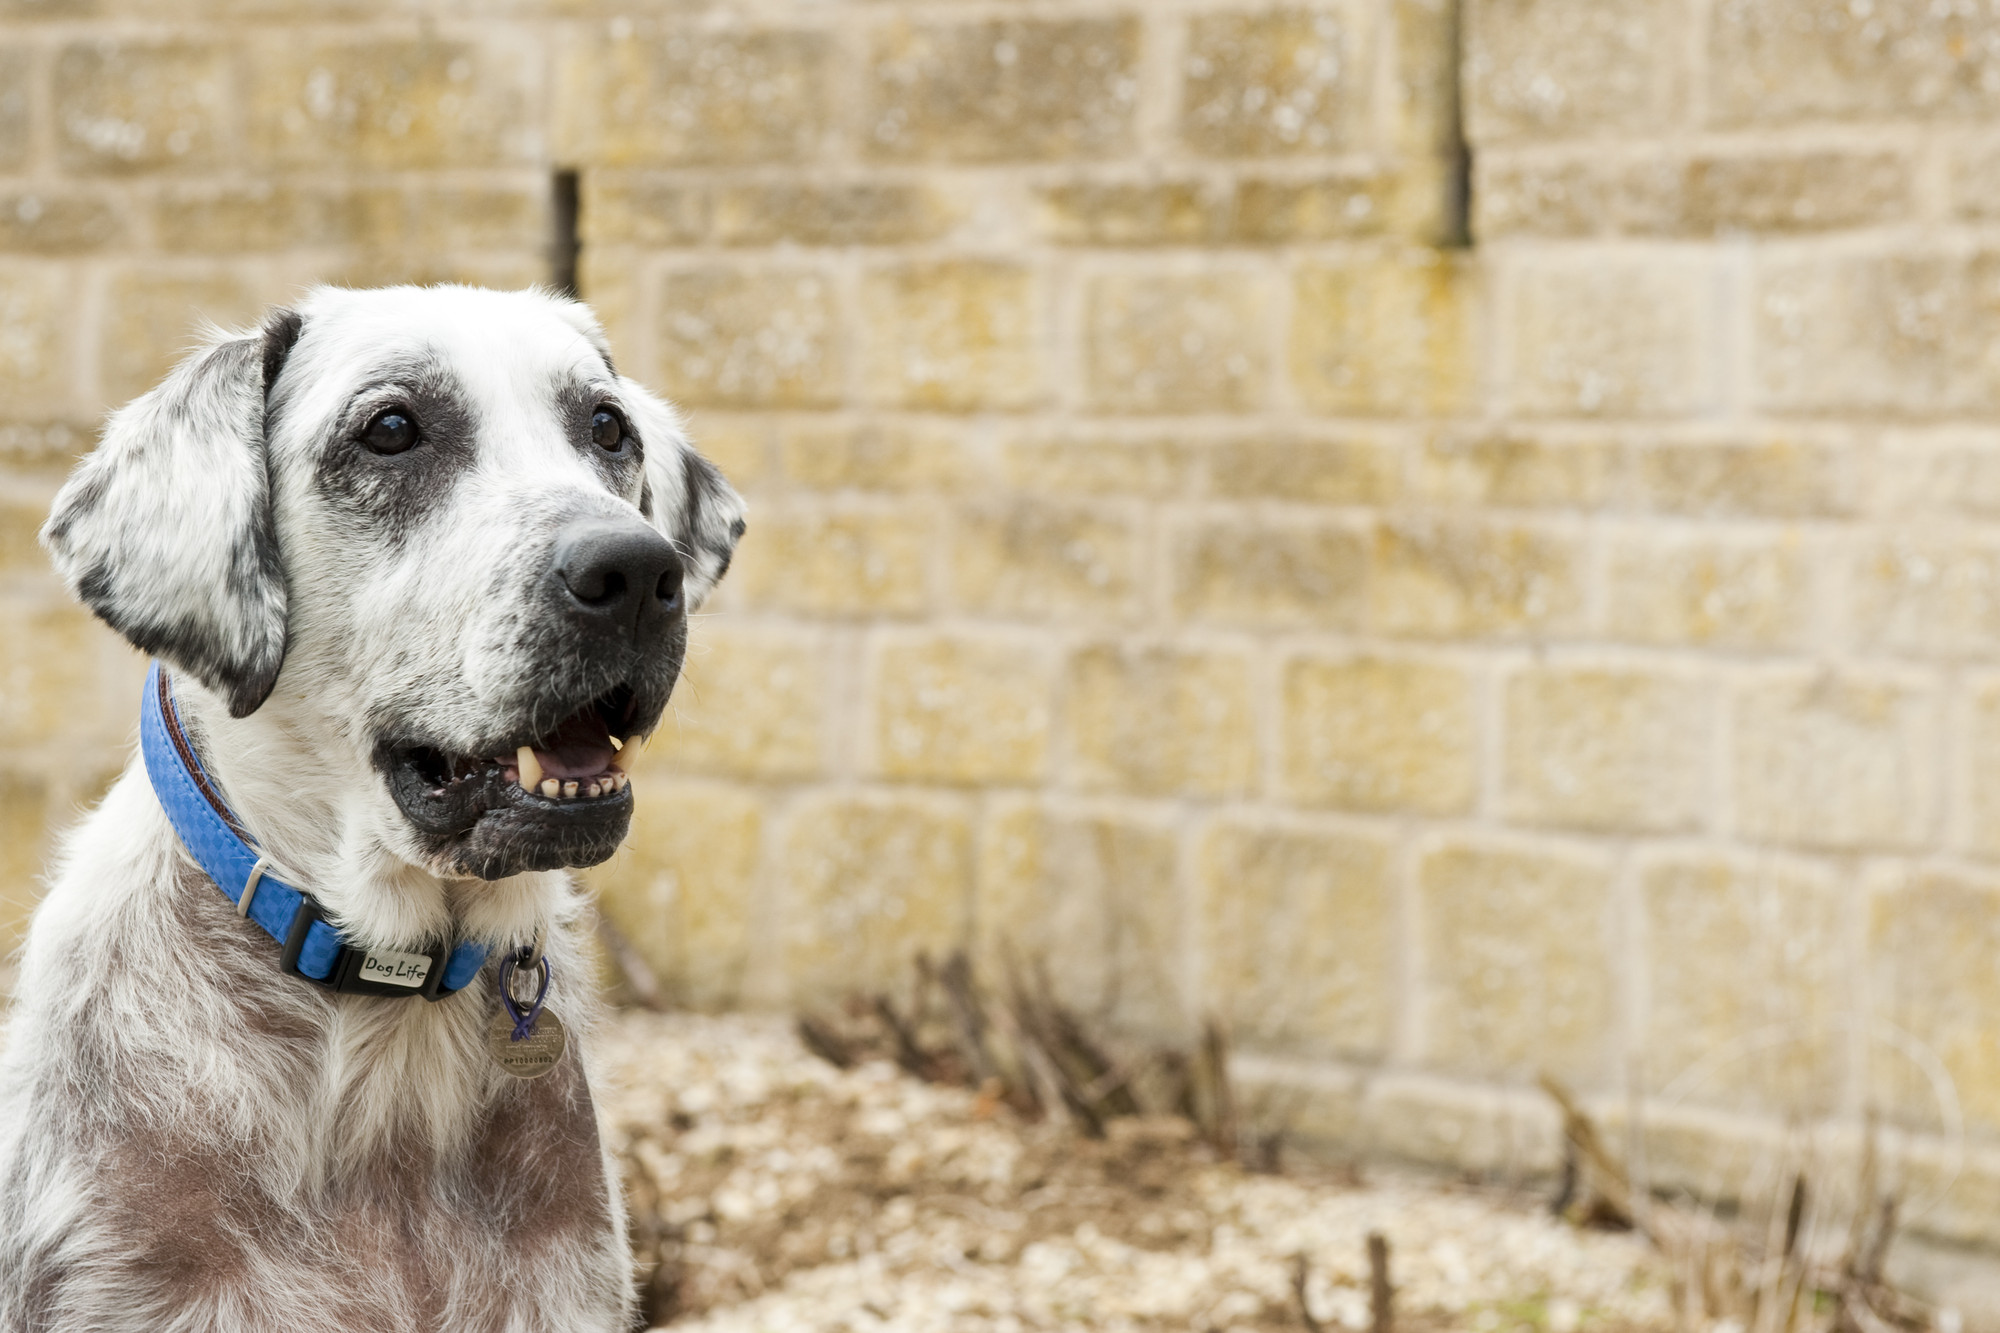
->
[0,285,743,1329]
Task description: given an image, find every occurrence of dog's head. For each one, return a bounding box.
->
[43,285,744,881]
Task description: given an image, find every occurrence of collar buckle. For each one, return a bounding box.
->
[278,895,450,1000]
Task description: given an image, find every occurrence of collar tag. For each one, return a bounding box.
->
[358,948,434,990]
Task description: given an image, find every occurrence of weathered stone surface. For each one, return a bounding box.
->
[1037,175,1399,246]
[655,266,845,409]
[1506,258,1709,417]
[867,18,1140,162]
[1710,0,2000,127]
[1847,536,2000,660]
[727,502,930,618]
[0,770,47,952]
[1000,435,1203,499]
[861,261,1040,411]
[1085,272,1272,414]
[562,26,831,166]
[1201,818,1395,1059]
[0,266,74,412]
[0,190,121,253]
[1642,852,1846,1116]
[1370,518,1587,637]
[1420,839,1616,1082]
[1172,516,1367,628]
[870,633,1054,784]
[690,417,771,490]
[648,626,825,779]
[1502,666,1708,833]
[1604,532,1813,649]
[1291,254,1475,416]
[54,42,231,173]
[1756,252,2000,418]
[1467,0,1682,141]
[246,37,535,168]
[1283,655,1476,814]
[715,183,962,247]
[0,49,27,172]
[99,268,262,406]
[591,780,763,1010]
[1410,432,1615,507]
[978,803,1184,1039]
[1967,677,2000,860]
[0,604,125,749]
[783,792,971,1004]
[949,499,1140,620]
[1868,866,2000,1135]
[1064,644,1256,797]
[582,175,708,247]
[1733,672,1939,851]
[151,182,386,253]
[1181,8,1362,157]
[1631,437,1855,517]
[1210,435,1398,504]
[778,421,972,494]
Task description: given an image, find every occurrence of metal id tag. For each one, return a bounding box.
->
[490,946,565,1080]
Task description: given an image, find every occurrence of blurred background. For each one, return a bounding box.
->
[6,0,2000,1288]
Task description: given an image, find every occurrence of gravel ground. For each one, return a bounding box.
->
[597,1011,1675,1333]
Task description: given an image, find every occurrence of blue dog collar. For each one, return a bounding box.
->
[140,661,488,999]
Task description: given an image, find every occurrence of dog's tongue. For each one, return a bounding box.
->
[531,710,617,779]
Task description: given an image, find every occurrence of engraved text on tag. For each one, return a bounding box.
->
[487,1009,566,1079]
[359,948,433,989]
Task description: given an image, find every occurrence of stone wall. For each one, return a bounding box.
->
[11,0,2000,1253]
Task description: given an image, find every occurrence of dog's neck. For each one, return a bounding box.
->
[168,675,568,956]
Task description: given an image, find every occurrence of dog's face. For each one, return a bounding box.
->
[42,285,743,881]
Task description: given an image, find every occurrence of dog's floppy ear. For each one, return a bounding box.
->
[41,309,302,718]
[620,384,746,610]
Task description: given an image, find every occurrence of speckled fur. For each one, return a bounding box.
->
[0,286,744,1330]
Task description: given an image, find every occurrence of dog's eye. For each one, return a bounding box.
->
[591,407,628,454]
[362,410,419,456]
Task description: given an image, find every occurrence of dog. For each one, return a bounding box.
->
[0,284,744,1329]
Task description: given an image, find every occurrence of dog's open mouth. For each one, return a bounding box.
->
[380,683,650,876]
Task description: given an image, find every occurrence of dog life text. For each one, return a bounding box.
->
[359,948,433,988]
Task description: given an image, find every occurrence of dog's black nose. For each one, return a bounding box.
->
[552,520,683,637]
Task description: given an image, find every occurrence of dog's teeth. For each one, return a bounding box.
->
[562,781,579,799]
[517,746,542,792]
[583,781,601,798]
[613,772,629,792]
[539,778,559,799]
[608,735,624,752]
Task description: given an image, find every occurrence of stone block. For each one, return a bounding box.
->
[1951,140,2000,221]
[0,49,26,172]
[1036,175,1399,246]
[590,780,763,1010]
[645,626,824,780]
[783,792,971,1004]
[949,499,1141,620]
[1964,678,2000,859]
[1419,839,1616,1082]
[867,18,1140,162]
[655,266,845,409]
[1478,151,1912,238]
[1874,430,2000,520]
[1234,174,1408,242]
[1756,252,2000,417]
[0,266,74,413]
[0,770,47,954]
[328,253,545,295]
[1868,867,2000,1136]
[1171,515,1367,628]
[245,37,534,169]
[1506,258,1709,417]
[1085,272,1272,414]
[870,632,1054,784]
[999,435,1203,499]
[1181,8,1364,157]
[560,26,830,166]
[688,417,770,490]
[1036,182,1221,246]
[727,502,930,618]
[860,261,1040,412]
[1064,644,1256,798]
[1733,672,1938,851]
[54,42,230,173]
[1501,666,1709,833]
[0,603,121,750]
[1641,853,1846,1116]
[581,176,708,247]
[1290,253,1475,416]
[0,421,90,465]
[777,421,972,494]
[0,191,121,254]
[152,183,385,253]
[1466,0,1682,141]
[1370,518,1587,638]
[1282,655,1476,814]
[1410,431,1615,507]
[1210,434,1398,505]
[1631,437,1855,517]
[978,803,1184,1039]
[715,183,962,247]
[0,487,54,580]
[98,268,262,407]
[1848,536,2000,660]
[1200,818,1394,1060]
[1604,532,1813,649]
[1710,0,2000,127]
[405,184,549,253]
